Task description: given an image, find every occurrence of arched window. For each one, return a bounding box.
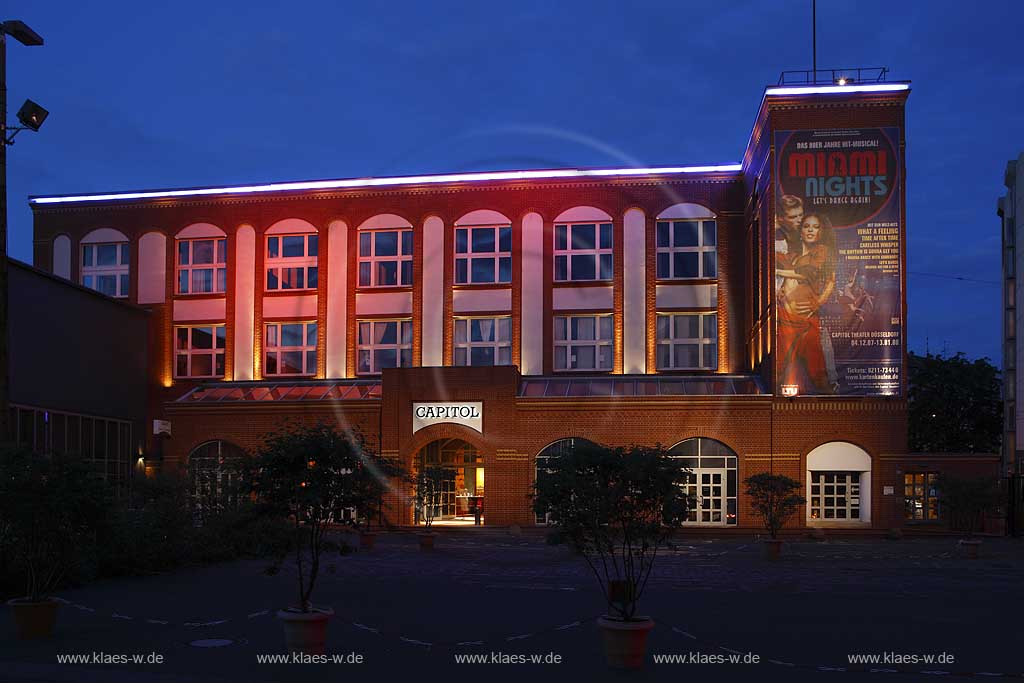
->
[188,440,247,523]
[553,207,614,282]
[535,438,597,524]
[81,228,130,298]
[357,214,413,288]
[453,210,512,285]
[668,437,738,526]
[655,203,717,280]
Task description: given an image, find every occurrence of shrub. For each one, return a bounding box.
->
[532,442,690,621]
[744,473,806,539]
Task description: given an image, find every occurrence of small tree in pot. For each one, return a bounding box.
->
[533,442,690,669]
[744,473,805,558]
[0,447,109,639]
[934,474,1001,558]
[247,422,402,654]
[413,466,448,550]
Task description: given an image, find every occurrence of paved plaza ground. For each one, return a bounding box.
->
[1,530,1020,682]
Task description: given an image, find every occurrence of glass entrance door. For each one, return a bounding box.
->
[417,438,484,524]
[683,468,728,525]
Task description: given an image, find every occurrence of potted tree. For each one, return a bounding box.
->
[533,442,690,669]
[744,473,805,558]
[413,466,448,550]
[247,422,401,654]
[0,448,108,639]
[935,474,1001,559]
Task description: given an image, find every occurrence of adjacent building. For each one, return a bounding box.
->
[29,78,961,530]
[1000,152,1023,477]
[9,258,149,493]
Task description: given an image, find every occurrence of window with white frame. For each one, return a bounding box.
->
[358,230,413,287]
[809,471,861,520]
[174,325,226,378]
[82,242,130,298]
[554,314,613,371]
[177,238,227,294]
[554,223,613,282]
[454,317,512,366]
[264,322,317,376]
[656,219,717,279]
[266,234,318,291]
[357,319,412,374]
[656,312,718,370]
[455,225,511,284]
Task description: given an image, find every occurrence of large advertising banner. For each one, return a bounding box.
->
[774,127,902,396]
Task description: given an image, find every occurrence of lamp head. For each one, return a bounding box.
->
[17,100,49,131]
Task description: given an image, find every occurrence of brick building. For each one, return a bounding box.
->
[30,78,984,531]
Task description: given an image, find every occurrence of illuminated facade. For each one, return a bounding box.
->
[32,80,991,531]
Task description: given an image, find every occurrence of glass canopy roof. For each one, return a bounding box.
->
[176,375,764,403]
[179,380,382,403]
[518,375,765,398]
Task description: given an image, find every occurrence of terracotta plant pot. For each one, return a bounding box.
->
[419,532,436,551]
[597,616,655,669]
[277,606,334,655]
[8,597,59,640]
[960,539,981,559]
[763,538,784,558]
[359,532,376,550]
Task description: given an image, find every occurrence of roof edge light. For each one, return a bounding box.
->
[29,164,744,206]
[764,83,910,97]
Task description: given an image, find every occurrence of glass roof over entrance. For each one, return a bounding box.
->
[178,380,382,403]
[518,375,765,398]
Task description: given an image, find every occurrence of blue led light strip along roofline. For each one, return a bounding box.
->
[29,164,744,206]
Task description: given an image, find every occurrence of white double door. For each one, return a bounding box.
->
[682,468,727,525]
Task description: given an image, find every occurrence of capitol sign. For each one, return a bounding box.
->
[412,402,483,433]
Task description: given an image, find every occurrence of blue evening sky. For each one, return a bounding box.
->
[5,1,1020,363]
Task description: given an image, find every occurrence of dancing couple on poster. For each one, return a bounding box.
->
[775,195,838,394]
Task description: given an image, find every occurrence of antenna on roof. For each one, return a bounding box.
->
[812,0,817,78]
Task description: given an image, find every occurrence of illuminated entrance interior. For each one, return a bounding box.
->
[416,439,484,525]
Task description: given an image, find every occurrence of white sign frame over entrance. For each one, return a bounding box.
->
[412,402,483,434]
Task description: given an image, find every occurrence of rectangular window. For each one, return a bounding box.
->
[809,471,861,520]
[177,238,227,294]
[357,319,413,374]
[904,472,940,521]
[553,314,614,371]
[454,317,512,366]
[358,229,413,287]
[554,223,613,282]
[82,242,130,298]
[656,312,718,370]
[266,234,318,291]
[264,321,317,376]
[656,219,717,279]
[455,225,512,284]
[174,325,226,378]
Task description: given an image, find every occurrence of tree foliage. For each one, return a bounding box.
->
[245,422,403,611]
[743,473,805,539]
[413,466,448,528]
[0,447,110,601]
[934,473,1001,537]
[532,442,691,621]
[908,352,1002,453]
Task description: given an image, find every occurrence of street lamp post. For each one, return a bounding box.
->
[0,19,45,444]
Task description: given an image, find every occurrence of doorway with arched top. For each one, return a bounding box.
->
[414,438,484,526]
